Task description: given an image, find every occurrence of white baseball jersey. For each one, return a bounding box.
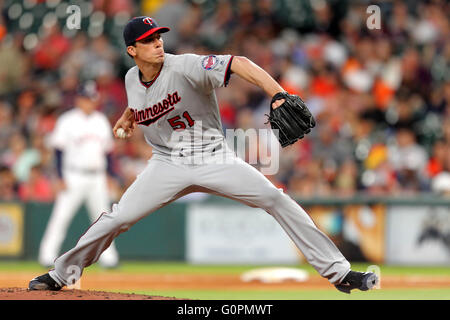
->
[40,107,119,269]
[125,53,233,157]
[50,108,114,172]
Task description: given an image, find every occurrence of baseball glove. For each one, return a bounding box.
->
[266,92,316,148]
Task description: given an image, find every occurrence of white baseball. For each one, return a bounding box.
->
[116,128,127,139]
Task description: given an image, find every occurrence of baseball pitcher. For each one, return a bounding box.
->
[30,17,378,294]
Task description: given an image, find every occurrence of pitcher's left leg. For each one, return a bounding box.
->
[195,156,350,284]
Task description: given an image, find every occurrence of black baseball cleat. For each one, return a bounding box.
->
[29,273,63,291]
[335,271,379,294]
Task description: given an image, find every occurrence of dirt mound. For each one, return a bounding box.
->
[0,287,187,300]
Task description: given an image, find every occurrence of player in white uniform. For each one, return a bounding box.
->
[38,81,119,269]
[30,17,378,294]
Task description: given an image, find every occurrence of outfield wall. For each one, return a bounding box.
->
[0,196,449,265]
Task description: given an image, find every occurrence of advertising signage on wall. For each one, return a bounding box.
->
[186,201,449,265]
[386,206,450,265]
[0,204,24,257]
[186,204,301,264]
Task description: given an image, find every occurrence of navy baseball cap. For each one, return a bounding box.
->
[123,16,170,46]
[76,81,99,100]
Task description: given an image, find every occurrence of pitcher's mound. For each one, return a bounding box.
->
[0,287,186,300]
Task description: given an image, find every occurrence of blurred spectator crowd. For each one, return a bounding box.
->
[0,0,449,202]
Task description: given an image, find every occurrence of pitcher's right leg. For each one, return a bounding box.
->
[86,174,120,268]
[194,156,351,285]
[48,157,192,287]
[38,184,84,268]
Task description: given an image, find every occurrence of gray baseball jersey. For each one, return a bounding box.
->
[49,53,351,288]
[125,53,233,158]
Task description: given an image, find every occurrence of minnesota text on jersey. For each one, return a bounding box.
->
[132,91,181,126]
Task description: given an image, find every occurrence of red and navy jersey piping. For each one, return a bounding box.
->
[224,55,234,87]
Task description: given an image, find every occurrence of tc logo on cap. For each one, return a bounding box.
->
[123,16,170,46]
[143,17,154,25]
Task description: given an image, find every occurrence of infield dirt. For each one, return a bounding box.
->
[0,287,182,300]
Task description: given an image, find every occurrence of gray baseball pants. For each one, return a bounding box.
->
[49,153,350,286]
